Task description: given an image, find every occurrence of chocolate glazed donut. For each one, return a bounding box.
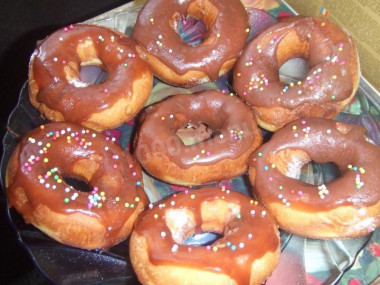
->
[134,90,262,186]
[130,187,281,285]
[233,16,360,131]
[6,122,147,250]
[249,118,380,239]
[132,0,250,87]
[29,24,153,131]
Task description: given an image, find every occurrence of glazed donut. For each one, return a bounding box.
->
[248,118,380,239]
[132,0,249,87]
[130,187,281,285]
[233,16,360,131]
[134,90,262,186]
[29,24,153,131]
[6,122,147,250]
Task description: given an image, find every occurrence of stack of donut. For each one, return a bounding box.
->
[5,0,380,284]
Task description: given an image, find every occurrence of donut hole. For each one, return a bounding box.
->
[277,29,310,84]
[171,0,218,47]
[279,57,309,84]
[270,149,341,185]
[176,123,215,146]
[175,16,207,46]
[63,176,93,193]
[79,65,108,85]
[165,200,240,247]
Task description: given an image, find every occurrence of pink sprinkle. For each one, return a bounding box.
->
[187,247,192,252]
[129,164,133,168]
[24,163,29,167]
[104,89,108,93]
[69,24,74,29]
[113,164,117,169]
[298,191,303,196]
[316,75,320,79]
[185,190,189,194]
[88,203,92,209]
[206,245,211,250]
[206,151,211,156]
[269,177,273,182]
[64,27,68,32]
[27,167,32,172]
[340,61,346,65]
[132,171,136,176]
[62,60,66,64]
[301,120,306,125]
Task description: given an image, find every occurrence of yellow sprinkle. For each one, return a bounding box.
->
[271,164,276,168]
[297,81,302,85]
[213,246,218,252]
[348,164,353,169]
[190,194,195,199]
[44,158,49,163]
[115,197,120,202]
[359,167,366,174]
[292,126,297,130]
[135,197,140,202]
[216,33,220,38]
[153,214,159,219]
[245,28,250,33]
[100,191,105,196]
[201,149,205,154]
[125,202,130,207]
[161,116,165,120]
[332,75,337,79]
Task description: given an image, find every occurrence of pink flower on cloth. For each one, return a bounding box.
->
[125,117,136,126]
[369,242,380,257]
[169,184,189,192]
[102,128,122,142]
[348,278,362,285]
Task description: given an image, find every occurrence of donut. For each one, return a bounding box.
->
[29,24,154,131]
[6,122,147,250]
[130,187,281,285]
[134,90,262,186]
[132,0,250,87]
[248,118,380,239]
[233,16,360,131]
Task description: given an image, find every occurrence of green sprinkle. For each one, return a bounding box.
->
[64,198,70,203]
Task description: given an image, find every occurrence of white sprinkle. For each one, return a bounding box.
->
[161,231,166,238]
[171,244,179,252]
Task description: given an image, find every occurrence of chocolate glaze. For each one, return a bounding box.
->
[132,0,249,81]
[7,123,145,242]
[30,24,151,123]
[134,90,260,168]
[250,118,380,212]
[233,16,359,109]
[133,187,280,284]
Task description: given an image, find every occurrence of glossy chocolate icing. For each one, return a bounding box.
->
[233,16,359,109]
[250,118,380,212]
[30,24,150,123]
[135,90,260,169]
[133,187,280,284]
[132,0,249,81]
[7,123,146,242]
